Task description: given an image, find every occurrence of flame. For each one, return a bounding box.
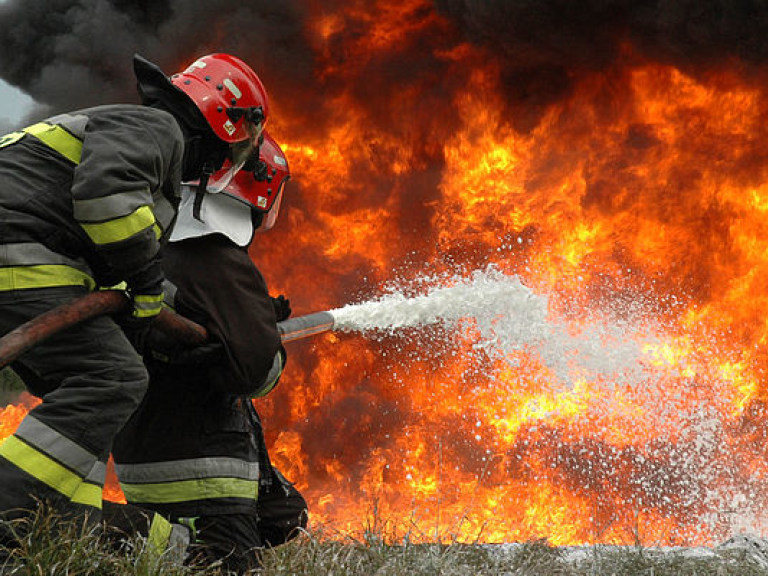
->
[0,393,39,438]
[0,390,127,504]
[6,1,768,548]
[255,4,768,546]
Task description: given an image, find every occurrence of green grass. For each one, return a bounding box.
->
[2,508,767,576]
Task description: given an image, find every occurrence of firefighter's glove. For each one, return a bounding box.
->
[126,259,165,321]
[166,341,224,366]
[145,327,224,366]
[119,260,165,353]
[271,295,292,322]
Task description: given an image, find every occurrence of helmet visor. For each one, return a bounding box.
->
[206,139,257,193]
[256,187,283,232]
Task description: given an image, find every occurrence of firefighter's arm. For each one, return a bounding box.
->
[164,236,284,396]
[250,345,287,398]
[71,108,183,318]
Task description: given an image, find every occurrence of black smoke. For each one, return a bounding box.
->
[3,0,768,128]
[434,0,768,116]
[0,0,315,125]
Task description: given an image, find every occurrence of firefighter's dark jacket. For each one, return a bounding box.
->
[113,234,286,517]
[0,105,183,291]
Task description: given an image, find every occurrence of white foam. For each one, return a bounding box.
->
[330,266,655,386]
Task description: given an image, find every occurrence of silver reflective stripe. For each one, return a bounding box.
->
[85,461,107,485]
[153,195,176,235]
[252,351,284,398]
[115,457,259,484]
[265,351,283,388]
[133,296,163,314]
[162,279,177,309]
[0,242,92,275]
[73,187,153,222]
[15,416,100,479]
[44,113,88,139]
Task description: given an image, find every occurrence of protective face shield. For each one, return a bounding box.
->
[220,131,290,232]
[205,128,263,193]
[172,132,290,243]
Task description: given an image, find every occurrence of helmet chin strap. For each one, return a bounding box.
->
[193,161,215,222]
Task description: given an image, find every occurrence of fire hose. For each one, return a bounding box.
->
[0,290,336,371]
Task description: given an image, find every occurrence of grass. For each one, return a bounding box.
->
[258,532,768,575]
[2,508,768,576]
[0,505,221,576]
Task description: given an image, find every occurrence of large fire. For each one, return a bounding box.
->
[4,0,768,548]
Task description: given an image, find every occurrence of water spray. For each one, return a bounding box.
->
[0,267,652,388]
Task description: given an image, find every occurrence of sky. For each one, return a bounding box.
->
[0,0,31,128]
[0,79,33,126]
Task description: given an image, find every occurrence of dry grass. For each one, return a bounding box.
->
[0,508,767,575]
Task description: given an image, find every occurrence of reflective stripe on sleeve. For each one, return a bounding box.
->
[133,293,164,318]
[153,196,176,239]
[252,351,284,398]
[79,205,156,246]
[73,188,153,222]
[161,280,178,311]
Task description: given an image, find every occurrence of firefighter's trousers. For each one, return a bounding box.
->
[0,287,148,543]
[184,467,309,574]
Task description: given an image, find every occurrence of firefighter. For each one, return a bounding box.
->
[0,52,269,550]
[110,131,307,574]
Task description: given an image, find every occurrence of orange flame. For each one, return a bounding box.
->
[254,7,768,546]
[5,1,768,547]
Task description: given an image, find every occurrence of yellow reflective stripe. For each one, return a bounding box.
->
[0,436,101,508]
[0,265,95,291]
[133,293,164,318]
[153,223,162,240]
[80,205,156,245]
[71,481,103,508]
[101,281,128,291]
[0,131,25,149]
[252,352,284,399]
[122,477,259,504]
[24,122,83,164]
[147,513,173,558]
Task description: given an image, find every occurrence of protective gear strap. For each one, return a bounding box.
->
[193,163,214,221]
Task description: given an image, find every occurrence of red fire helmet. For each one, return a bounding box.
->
[171,53,269,144]
[221,130,290,232]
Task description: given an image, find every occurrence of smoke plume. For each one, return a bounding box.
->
[2,0,767,127]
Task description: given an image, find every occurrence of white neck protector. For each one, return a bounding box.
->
[169,186,255,247]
